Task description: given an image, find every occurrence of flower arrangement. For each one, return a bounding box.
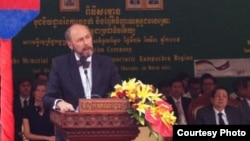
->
[110,78,176,140]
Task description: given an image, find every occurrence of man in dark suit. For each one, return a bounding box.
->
[43,24,121,141]
[195,86,242,125]
[166,78,192,125]
[239,77,250,124]
[13,77,34,141]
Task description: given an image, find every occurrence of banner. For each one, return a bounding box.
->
[194,58,250,77]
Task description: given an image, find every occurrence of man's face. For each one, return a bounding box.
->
[170,82,184,98]
[67,25,94,57]
[211,89,228,110]
[19,81,31,97]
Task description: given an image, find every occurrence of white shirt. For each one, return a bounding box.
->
[213,108,228,125]
[173,97,187,125]
[75,53,92,99]
[20,96,30,108]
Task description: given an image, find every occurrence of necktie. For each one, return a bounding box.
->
[218,113,225,125]
[77,57,90,68]
[176,100,184,124]
[23,100,28,108]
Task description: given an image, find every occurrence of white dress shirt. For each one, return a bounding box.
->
[75,53,92,99]
[213,108,229,125]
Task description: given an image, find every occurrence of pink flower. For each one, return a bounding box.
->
[156,100,172,111]
[110,78,176,139]
[145,109,173,137]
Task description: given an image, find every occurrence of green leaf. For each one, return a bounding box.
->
[148,129,159,141]
[147,124,160,141]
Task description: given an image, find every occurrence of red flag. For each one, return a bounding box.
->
[0,1,40,140]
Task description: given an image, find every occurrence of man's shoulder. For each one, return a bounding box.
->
[225,105,240,111]
[239,99,247,106]
[182,96,192,101]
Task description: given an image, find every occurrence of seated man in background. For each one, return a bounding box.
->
[239,77,250,124]
[230,77,246,101]
[13,77,34,141]
[195,86,242,125]
[166,78,192,125]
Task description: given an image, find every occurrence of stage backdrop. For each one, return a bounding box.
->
[12,0,250,91]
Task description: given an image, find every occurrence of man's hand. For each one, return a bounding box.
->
[56,100,75,113]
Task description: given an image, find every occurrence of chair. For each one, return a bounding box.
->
[188,96,211,124]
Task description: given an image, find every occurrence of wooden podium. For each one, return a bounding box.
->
[50,99,140,141]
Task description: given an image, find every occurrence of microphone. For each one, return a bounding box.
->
[84,69,91,99]
[84,69,89,82]
[84,69,87,75]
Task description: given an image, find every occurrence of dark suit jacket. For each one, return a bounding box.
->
[195,105,242,125]
[13,95,34,141]
[43,53,121,109]
[239,99,250,124]
[166,96,192,124]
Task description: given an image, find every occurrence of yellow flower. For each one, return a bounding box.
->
[110,78,176,138]
[136,102,150,115]
[136,84,152,103]
[161,111,176,126]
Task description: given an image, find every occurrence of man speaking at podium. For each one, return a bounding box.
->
[43,24,121,140]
